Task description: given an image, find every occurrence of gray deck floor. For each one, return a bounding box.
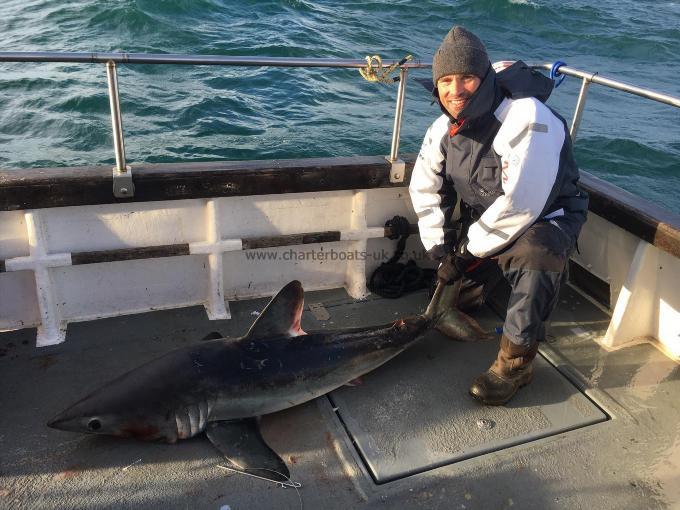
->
[1,283,679,509]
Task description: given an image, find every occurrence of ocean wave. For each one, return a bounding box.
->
[576,136,680,179]
[51,93,109,115]
[508,0,539,6]
[576,136,680,212]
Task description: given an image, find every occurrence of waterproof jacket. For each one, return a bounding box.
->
[409,61,588,260]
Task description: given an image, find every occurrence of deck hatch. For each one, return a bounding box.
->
[329,325,608,484]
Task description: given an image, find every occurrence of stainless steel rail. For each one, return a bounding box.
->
[1,52,679,196]
[387,67,408,183]
[531,62,680,108]
[0,51,430,68]
[529,62,680,141]
[106,61,134,198]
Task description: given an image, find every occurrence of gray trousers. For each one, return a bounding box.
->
[459,219,576,348]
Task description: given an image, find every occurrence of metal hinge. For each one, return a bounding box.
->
[113,165,135,198]
[386,157,405,184]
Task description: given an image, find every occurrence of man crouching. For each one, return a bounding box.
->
[409,26,588,405]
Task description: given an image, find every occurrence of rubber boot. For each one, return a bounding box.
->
[468,335,538,405]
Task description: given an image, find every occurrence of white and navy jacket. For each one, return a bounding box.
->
[409,61,588,260]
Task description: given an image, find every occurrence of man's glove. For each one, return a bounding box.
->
[437,239,480,284]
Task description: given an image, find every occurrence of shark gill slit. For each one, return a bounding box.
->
[198,400,209,431]
[189,405,201,436]
[174,401,212,439]
[175,410,189,439]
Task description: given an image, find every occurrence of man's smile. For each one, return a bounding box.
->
[436,73,481,119]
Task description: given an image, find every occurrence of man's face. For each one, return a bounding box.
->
[436,74,482,119]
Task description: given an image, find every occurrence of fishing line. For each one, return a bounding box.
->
[217,465,303,509]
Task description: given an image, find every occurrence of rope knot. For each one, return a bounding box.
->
[359,54,412,84]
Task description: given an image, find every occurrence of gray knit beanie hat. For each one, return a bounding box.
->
[432,26,490,85]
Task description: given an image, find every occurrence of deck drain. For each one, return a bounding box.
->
[476,418,495,430]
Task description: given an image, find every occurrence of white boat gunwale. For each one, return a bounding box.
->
[1,156,678,258]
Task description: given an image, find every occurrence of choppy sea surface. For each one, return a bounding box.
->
[0,0,678,212]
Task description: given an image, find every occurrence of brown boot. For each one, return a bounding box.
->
[468,335,538,405]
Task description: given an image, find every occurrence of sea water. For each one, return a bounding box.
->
[0,0,678,212]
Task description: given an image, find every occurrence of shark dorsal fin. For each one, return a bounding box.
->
[246,280,306,339]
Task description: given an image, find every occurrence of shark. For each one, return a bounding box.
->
[47,280,440,483]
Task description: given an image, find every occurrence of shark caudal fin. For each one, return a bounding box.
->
[424,279,461,321]
[426,280,494,342]
[246,280,306,339]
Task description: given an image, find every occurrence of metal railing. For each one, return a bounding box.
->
[105,62,134,197]
[528,62,680,140]
[0,52,679,197]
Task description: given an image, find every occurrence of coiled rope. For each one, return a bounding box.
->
[368,216,434,299]
[359,54,412,84]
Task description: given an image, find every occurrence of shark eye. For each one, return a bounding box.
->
[88,418,102,431]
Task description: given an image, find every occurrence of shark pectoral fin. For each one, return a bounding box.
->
[206,419,290,483]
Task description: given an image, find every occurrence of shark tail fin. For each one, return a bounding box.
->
[425,280,494,342]
[424,279,461,322]
[246,280,306,339]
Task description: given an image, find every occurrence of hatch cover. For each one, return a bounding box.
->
[329,331,607,484]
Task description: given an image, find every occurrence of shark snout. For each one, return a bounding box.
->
[47,406,102,434]
[47,411,79,432]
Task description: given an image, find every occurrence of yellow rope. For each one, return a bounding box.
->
[359,54,412,84]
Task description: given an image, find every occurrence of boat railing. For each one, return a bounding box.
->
[0,52,679,198]
[526,62,680,140]
[0,53,431,196]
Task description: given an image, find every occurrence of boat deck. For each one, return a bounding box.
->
[1,283,678,509]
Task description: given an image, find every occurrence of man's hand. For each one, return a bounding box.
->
[437,239,480,284]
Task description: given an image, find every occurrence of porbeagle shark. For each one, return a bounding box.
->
[48,280,443,483]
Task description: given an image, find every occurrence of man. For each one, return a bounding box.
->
[409,26,588,405]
